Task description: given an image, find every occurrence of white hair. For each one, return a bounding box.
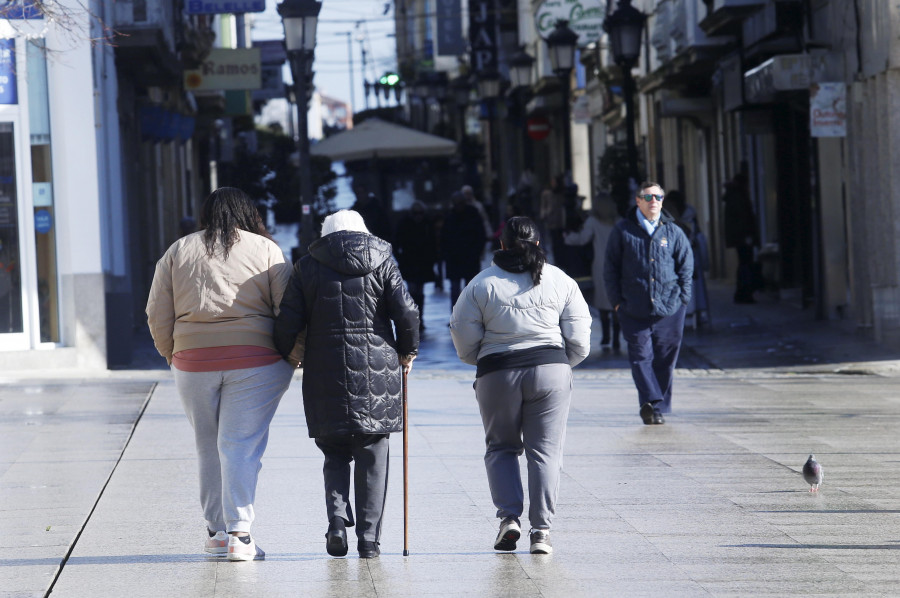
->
[321,209,370,236]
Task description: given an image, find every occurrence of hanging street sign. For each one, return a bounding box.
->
[469,0,497,72]
[184,48,262,91]
[527,116,551,141]
[810,82,846,138]
[186,0,265,15]
[534,0,604,47]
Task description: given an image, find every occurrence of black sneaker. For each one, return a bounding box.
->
[493,516,521,551]
[640,403,655,425]
[357,540,380,559]
[326,517,348,557]
[529,529,552,554]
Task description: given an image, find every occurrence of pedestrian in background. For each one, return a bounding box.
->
[352,184,393,243]
[722,173,758,304]
[273,210,419,560]
[395,201,437,331]
[461,184,494,240]
[450,216,591,555]
[563,192,620,349]
[538,176,566,264]
[442,190,487,313]
[604,182,693,425]
[666,189,710,326]
[146,187,295,561]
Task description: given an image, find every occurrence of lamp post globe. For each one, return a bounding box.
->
[508,46,535,90]
[278,0,322,53]
[603,0,646,68]
[477,70,502,99]
[451,74,471,106]
[546,20,578,76]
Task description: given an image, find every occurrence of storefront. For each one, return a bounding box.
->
[0,9,106,369]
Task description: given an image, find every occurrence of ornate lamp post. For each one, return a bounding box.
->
[545,20,578,177]
[508,46,536,178]
[279,0,321,255]
[604,0,646,184]
[451,74,471,142]
[477,70,502,212]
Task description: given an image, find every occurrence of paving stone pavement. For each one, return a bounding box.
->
[3,281,900,597]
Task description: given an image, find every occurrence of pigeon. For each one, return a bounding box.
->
[802,454,824,492]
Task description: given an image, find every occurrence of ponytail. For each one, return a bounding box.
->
[500,216,546,285]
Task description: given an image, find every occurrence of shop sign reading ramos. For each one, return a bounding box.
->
[184,48,261,91]
[534,0,604,46]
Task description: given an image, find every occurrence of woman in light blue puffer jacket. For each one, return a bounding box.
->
[450,216,591,556]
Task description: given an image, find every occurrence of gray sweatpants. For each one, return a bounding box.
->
[173,359,294,533]
[474,363,573,530]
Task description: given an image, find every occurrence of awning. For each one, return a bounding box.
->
[310,118,457,162]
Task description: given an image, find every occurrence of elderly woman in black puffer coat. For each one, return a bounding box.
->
[274,209,419,560]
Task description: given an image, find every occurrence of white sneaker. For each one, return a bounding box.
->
[204,531,228,555]
[227,534,265,561]
[529,529,552,554]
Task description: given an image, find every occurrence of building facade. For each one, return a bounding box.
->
[588,0,900,348]
[0,0,244,370]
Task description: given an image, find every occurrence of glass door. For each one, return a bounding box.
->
[0,119,27,349]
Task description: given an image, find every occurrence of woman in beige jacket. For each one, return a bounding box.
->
[146,187,295,561]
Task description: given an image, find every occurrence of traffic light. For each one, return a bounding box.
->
[379,72,401,101]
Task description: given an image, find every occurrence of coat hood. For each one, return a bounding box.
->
[309,230,393,276]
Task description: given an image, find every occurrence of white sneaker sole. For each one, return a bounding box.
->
[530,542,552,554]
[204,545,228,555]
[228,547,264,561]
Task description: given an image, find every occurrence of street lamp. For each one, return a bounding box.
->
[476,70,501,100]
[478,70,502,216]
[450,74,471,143]
[604,0,646,184]
[508,46,535,90]
[507,47,536,180]
[545,20,578,176]
[279,0,322,255]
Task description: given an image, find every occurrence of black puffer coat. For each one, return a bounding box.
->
[273,231,419,438]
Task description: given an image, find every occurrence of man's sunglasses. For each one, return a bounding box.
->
[638,194,664,202]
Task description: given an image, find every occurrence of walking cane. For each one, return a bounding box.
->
[402,367,410,556]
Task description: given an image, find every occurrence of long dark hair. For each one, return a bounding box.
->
[199,187,271,259]
[500,216,546,285]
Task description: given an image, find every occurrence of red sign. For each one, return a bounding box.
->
[527,117,550,141]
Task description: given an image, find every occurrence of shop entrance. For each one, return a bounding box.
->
[0,120,27,348]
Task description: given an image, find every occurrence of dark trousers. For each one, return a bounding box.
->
[618,304,687,414]
[407,281,425,328]
[315,433,390,543]
[599,309,621,347]
[734,244,756,301]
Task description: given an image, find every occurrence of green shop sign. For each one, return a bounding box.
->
[535,0,604,46]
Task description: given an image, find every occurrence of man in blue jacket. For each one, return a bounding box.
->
[603,182,693,425]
